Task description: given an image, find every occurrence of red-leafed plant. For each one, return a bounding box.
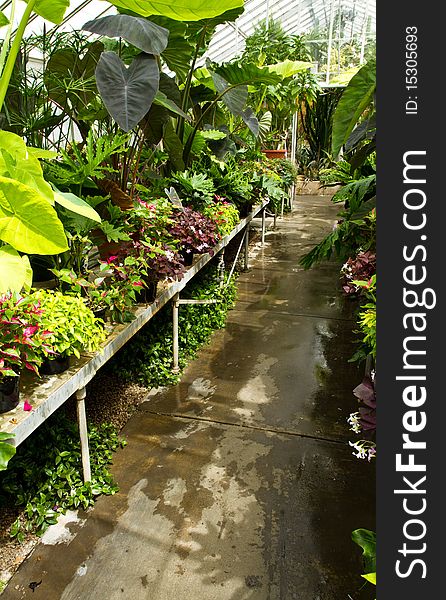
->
[168,207,219,258]
[341,250,376,295]
[0,293,53,379]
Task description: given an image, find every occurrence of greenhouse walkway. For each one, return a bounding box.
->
[4,196,375,600]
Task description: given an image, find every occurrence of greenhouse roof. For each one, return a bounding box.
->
[1,0,375,82]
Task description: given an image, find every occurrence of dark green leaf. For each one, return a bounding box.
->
[332,60,376,156]
[95,52,159,132]
[352,529,376,574]
[83,15,169,55]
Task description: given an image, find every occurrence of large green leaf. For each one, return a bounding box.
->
[164,121,185,171]
[214,62,281,87]
[83,15,169,55]
[0,246,33,293]
[352,529,376,574]
[212,73,247,115]
[332,60,376,156]
[0,176,68,254]
[149,17,193,81]
[53,191,101,222]
[0,434,16,472]
[109,0,243,21]
[266,59,313,78]
[0,132,54,204]
[241,107,259,137]
[362,573,376,585]
[30,0,70,24]
[95,52,159,132]
[154,91,188,118]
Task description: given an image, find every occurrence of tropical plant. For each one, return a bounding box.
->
[241,18,310,65]
[340,250,376,296]
[29,290,106,359]
[0,432,15,472]
[352,529,376,591]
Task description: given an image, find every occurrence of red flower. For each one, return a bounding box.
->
[23,401,33,412]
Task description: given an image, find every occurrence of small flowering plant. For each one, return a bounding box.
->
[347,372,376,462]
[29,290,106,358]
[0,293,53,379]
[168,207,219,257]
[201,197,240,237]
[132,241,185,284]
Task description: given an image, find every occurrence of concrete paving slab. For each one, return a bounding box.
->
[2,414,375,600]
[143,310,361,442]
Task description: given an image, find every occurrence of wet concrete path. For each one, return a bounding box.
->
[4,197,375,600]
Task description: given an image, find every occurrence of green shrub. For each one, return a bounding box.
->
[0,414,125,541]
[112,266,238,387]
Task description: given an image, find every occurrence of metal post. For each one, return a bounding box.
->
[217,251,225,287]
[244,223,250,270]
[76,387,91,483]
[172,293,180,373]
[325,0,336,85]
[261,207,266,245]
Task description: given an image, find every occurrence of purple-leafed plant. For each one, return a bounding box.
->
[136,242,186,283]
[0,293,53,378]
[353,374,376,432]
[168,207,219,258]
[341,250,376,295]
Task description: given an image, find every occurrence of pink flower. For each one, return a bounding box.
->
[23,401,32,412]
[106,255,119,264]
[132,281,143,287]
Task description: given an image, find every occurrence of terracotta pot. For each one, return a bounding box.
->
[40,354,70,375]
[261,149,287,159]
[0,375,20,414]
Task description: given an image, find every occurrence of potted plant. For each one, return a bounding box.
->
[201,198,240,237]
[261,131,287,159]
[168,207,219,265]
[29,290,107,374]
[0,293,52,413]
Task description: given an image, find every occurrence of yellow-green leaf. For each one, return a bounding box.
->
[108,0,243,21]
[0,176,68,254]
[0,246,33,293]
[54,191,101,222]
[266,60,313,78]
[30,0,70,25]
[362,572,376,585]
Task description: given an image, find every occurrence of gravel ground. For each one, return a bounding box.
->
[0,370,151,589]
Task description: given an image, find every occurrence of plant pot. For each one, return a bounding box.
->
[238,203,254,218]
[0,375,20,414]
[92,306,107,320]
[181,250,194,266]
[135,281,158,304]
[40,355,70,375]
[261,149,287,159]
